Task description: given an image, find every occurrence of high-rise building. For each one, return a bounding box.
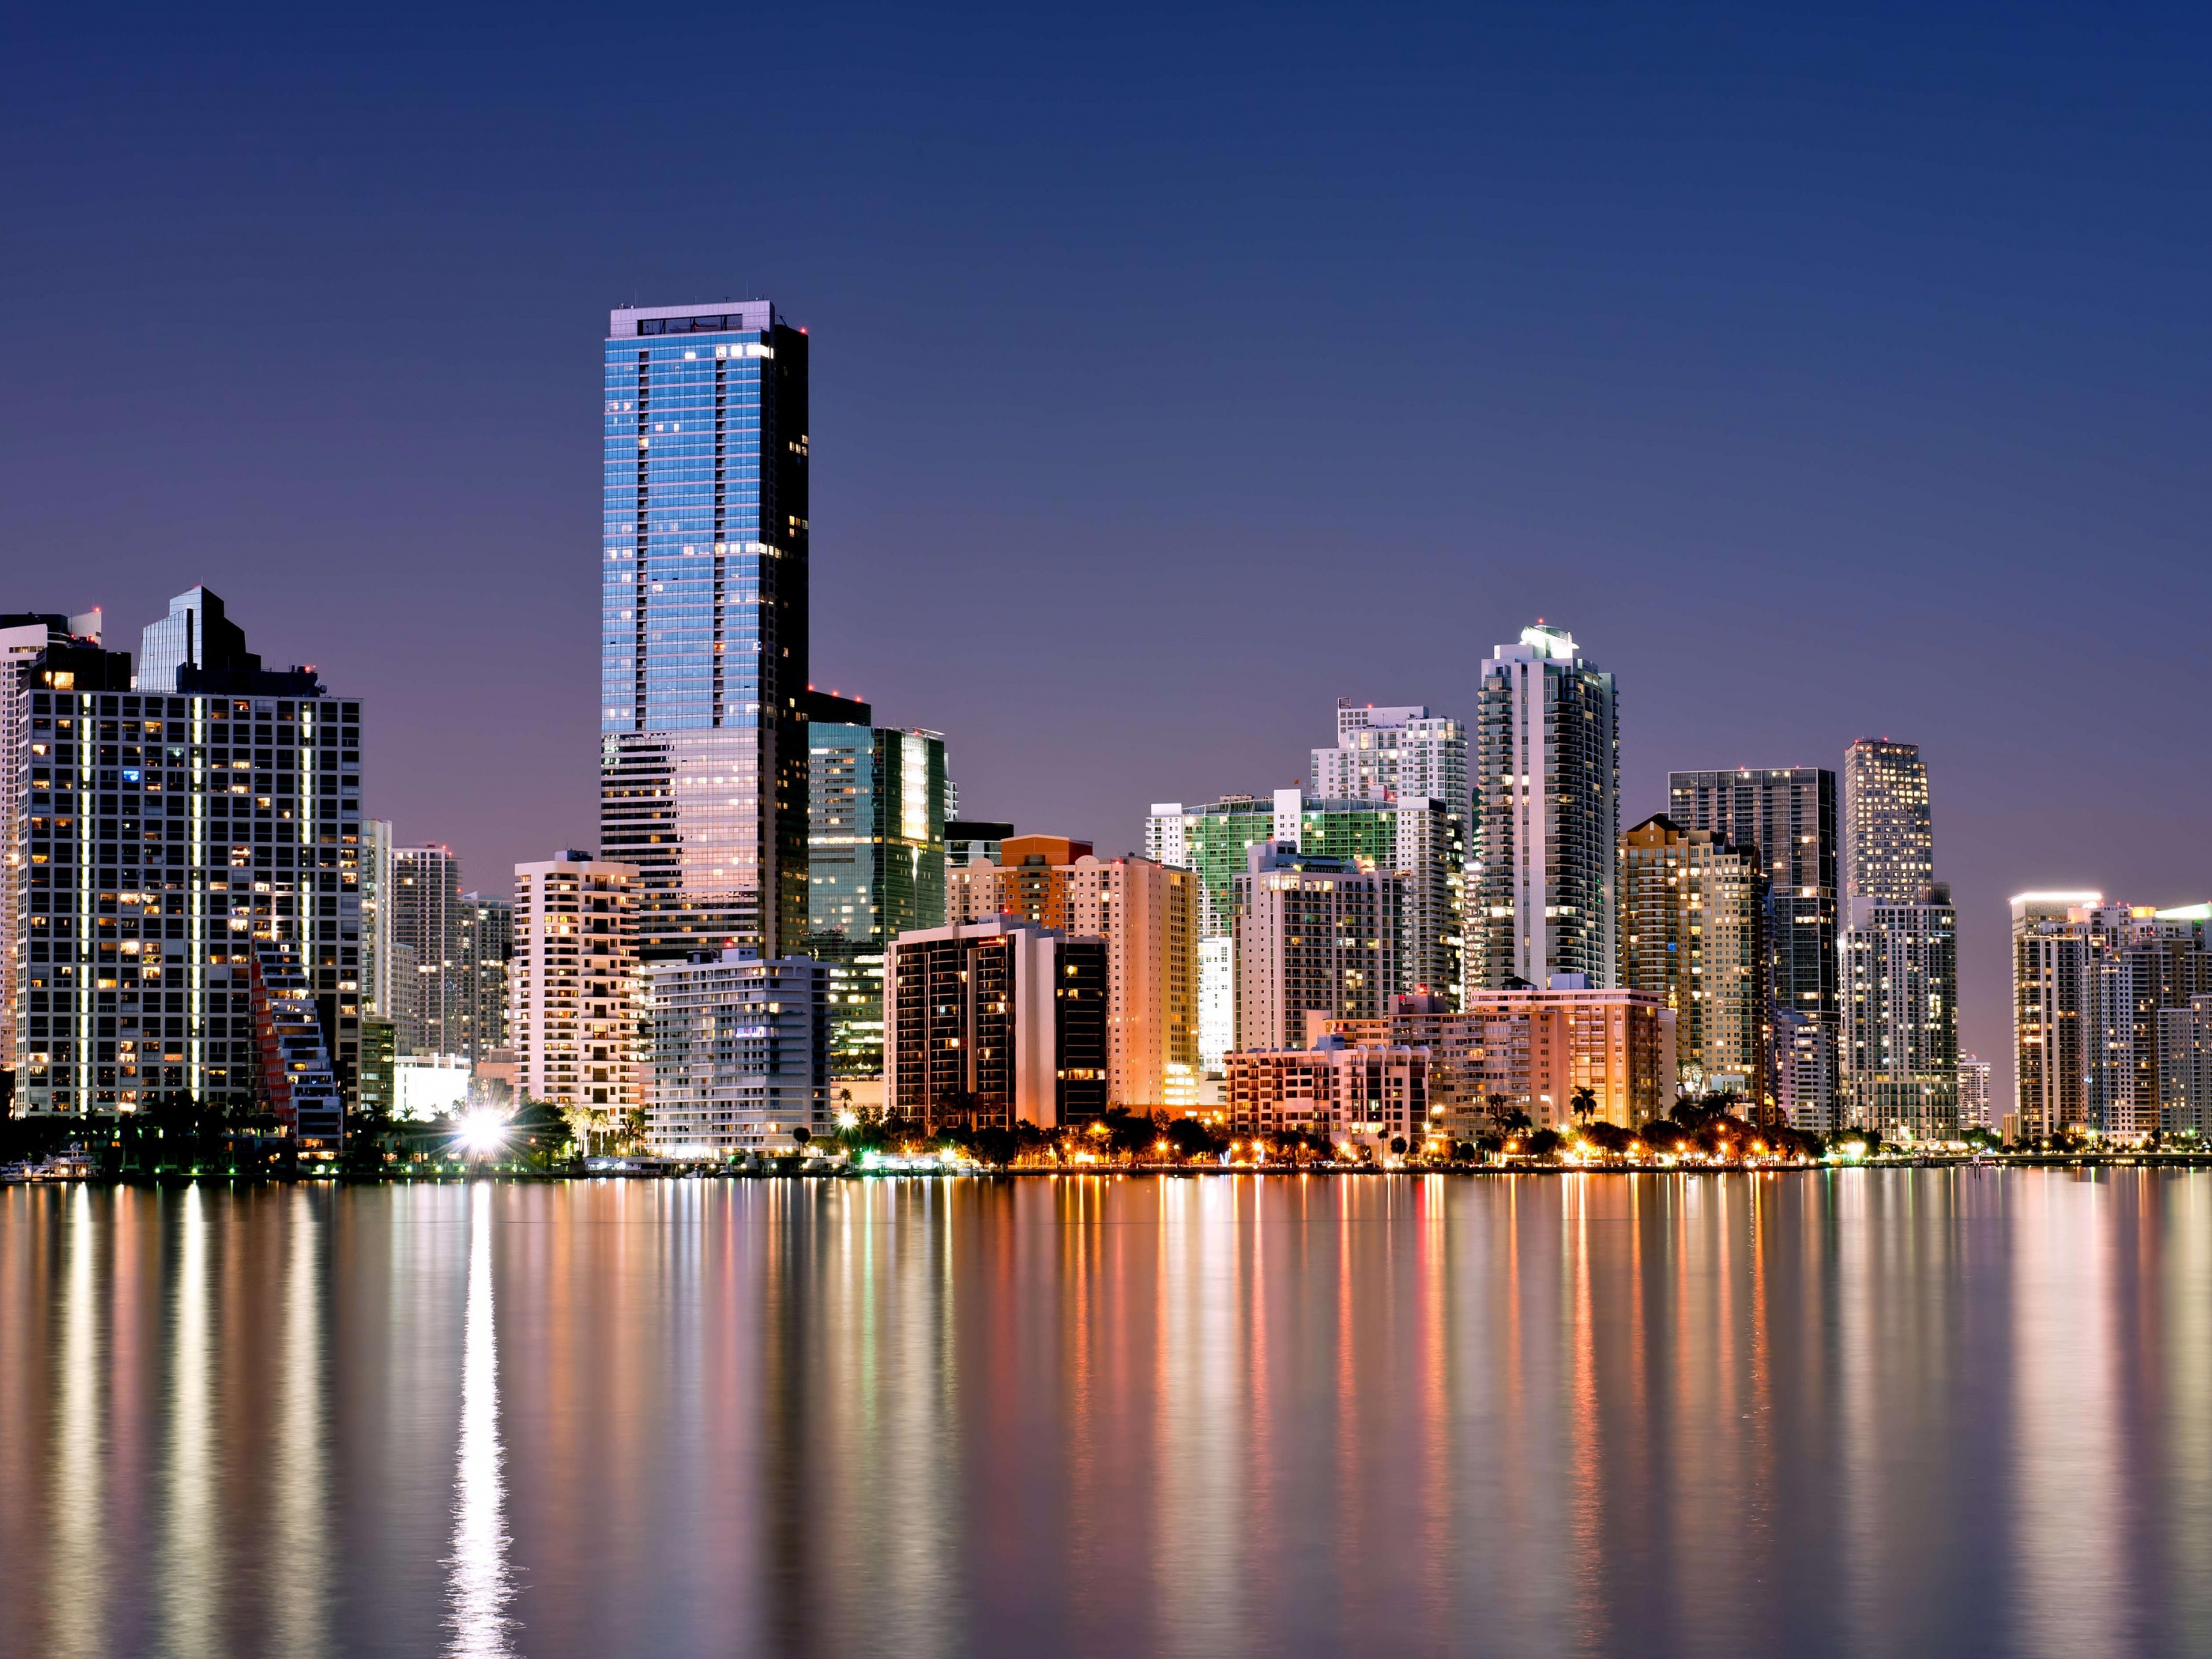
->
[2,609,104,1085]
[1472,623,1618,992]
[600,301,809,961]
[1668,766,1839,1129]
[803,691,948,1079]
[945,818,1012,870]
[946,845,1198,1108]
[137,587,259,694]
[1311,702,1469,828]
[1843,739,1933,905]
[946,833,1094,929]
[1958,1054,1993,1130]
[1843,886,1959,1142]
[512,851,640,1119]
[391,844,462,1056]
[1619,814,1768,1104]
[645,947,826,1155]
[359,818,396,1021]
[1328,985,1676,1132]
[1152,788,1458,1061]
[2011,894,2212,1142]
[457,892,513,1061]
[2156,997,2212,1139]
[1147,799,1276,939]
[884,916,1108,1131]
[1061,856,1197,1109]
[248,939,344,1145]
[6,593,363,1134]
[1232,841,1402,1054]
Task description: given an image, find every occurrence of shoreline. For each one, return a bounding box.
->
[12,1153,2212,1187]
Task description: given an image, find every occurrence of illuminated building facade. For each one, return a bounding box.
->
[884,916,1108,1131]
[5,596,362,1135]
[1330,985,1675,1133]
[391,843,462,1056]
[2012,893,2212,1141]
[1958,1053,1992,1130]
[1668,766,1839,1129]
[1311,701,1469,829]
[1225,1037,1431,1147]
[1844,738,1934,905]
[1232,842,1401,1054]
[1843,886,1959,1142]
[1619,813,1768,1104]
[645,947,826,1154]
[458,891,513,1060]
[601,301,810,961]
[1472,624,1618,991]
[512,851,639,1117]
[804,690,948,1079]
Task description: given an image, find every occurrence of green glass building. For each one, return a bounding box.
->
[805,693,948,1078]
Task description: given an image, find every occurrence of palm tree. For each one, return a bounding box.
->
[1570,1086,1599,1130]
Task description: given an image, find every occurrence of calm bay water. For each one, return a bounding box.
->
[3,1171,2210,1657]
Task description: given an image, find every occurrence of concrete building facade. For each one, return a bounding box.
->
[1232,842,1402,1055]
[6,598,363,1131]
[512,852,640,1119]
[1225,1037,1432,1149]
[1844,738,1934,906]
[1843,887,1959,1142]
[884,916,1108,1131]
[645,948,826,1155]
[1668,766,1840,1129]
[1619,814,1768,1106]
[1330,986,1676,1133]
[1471,624,1618,992]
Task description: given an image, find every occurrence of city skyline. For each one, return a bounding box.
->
[13,7,2212,1112]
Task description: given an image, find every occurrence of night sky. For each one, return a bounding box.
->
[9,2,2211,1095]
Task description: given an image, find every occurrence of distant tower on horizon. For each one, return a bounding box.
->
[600,301,810,960]
[1471,623,1618,992]
[1844,738,1933,905]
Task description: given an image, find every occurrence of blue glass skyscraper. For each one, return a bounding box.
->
[602,302,810,958]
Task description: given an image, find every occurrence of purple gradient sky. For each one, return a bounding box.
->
[8,2,2211,1097]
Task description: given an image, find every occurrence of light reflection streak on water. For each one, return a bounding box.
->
[2168,1177,2212,1648]
[1153,1177,1242,1657]
[48,1187,106,1659]
[2014,1175,2120,1659]
[272,1191,330,1657]
[1838,1170,1882,1648]
[160,1185,219,1659]
[445,1183,517,1658]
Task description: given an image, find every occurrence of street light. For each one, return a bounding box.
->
[457,1109,507,1161]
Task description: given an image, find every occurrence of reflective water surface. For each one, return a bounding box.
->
[4,1171,2210,1657]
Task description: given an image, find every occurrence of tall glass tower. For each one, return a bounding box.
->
[602,302,810,959]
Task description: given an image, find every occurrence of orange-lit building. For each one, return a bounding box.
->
[1225,1038,1430,1148]
[948,839,1196,1108]
[1329,984,1674,1132]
